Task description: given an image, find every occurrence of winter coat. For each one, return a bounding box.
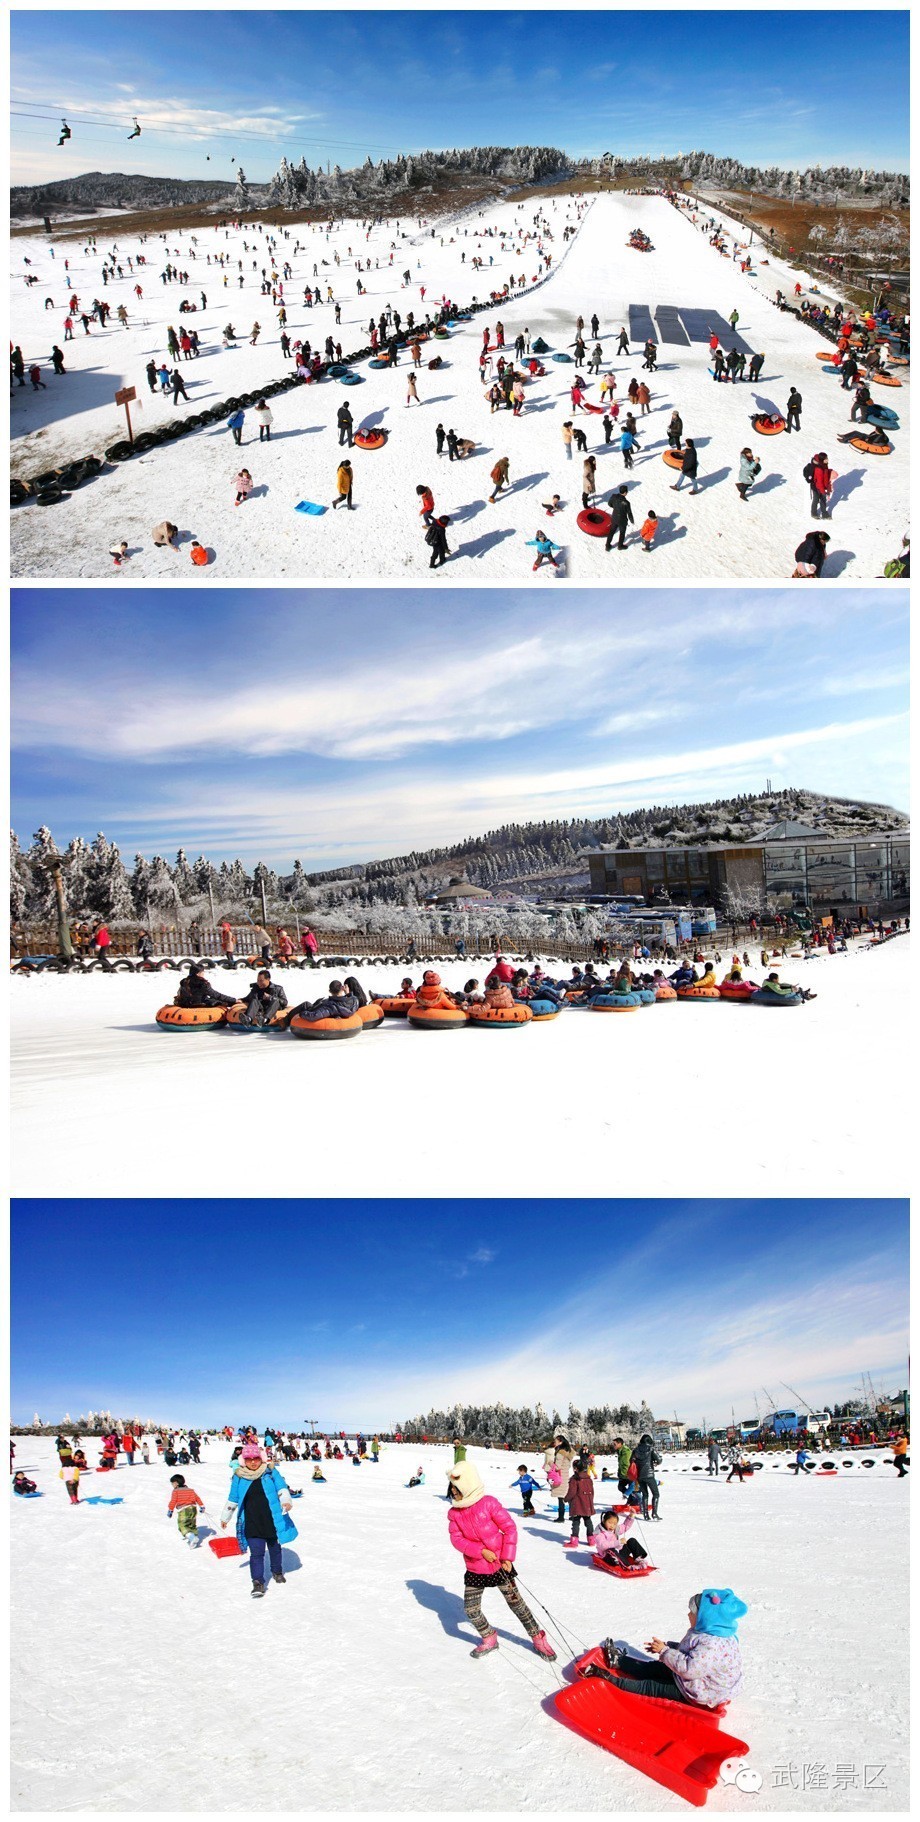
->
[681,445,699,477]
[631,1437,662,1481]
[594,1512,635,1556]
[254,406,273,427]
[240,982,288,1024]
[227,410,244,432]
[291,992,358,1022]
[234,472,253,497]
[176,973,237,1010]
[485,984,514,1009]
[222,1465,297,1548]
[567,1470,595,1518]
[448,1494,518,1576]
[660,1630,743,1708]
[553,1447,574,1497]
[336,464,352,496]
[738,453,758,487]
[617,1442,633,1479]
[794,533,827,576]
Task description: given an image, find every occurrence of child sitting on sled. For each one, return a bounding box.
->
[593,1508,648,1571]
[13,1472,37,1495]
[408,1468,426,1487]
[606,1588,746,1708]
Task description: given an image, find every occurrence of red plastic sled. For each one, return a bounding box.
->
[208,1535,245,1558]
[554,1677,746,1806]
[572,1647,727,1720]
[592,1553,657,1579]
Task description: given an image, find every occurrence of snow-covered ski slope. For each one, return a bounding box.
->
[10,193,908,580]
[10,1436,908,1811]
[10,939,909,1199]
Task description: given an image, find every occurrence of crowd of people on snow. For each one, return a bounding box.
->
[12,194,907,579]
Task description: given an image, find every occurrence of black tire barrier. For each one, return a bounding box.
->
[162,422,185,441]
[37,487,68,506]
[105,442,135,463]
[33,468,64,489]
[863,1459,876,1467]
[10,479,32,506]
[59,466,86,491]
[225,397,243,412]
[82,455,102,474]
[112,959,135,972]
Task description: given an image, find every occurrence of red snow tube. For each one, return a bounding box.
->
[356,1001,385,1028]
[753,415,785,434]
[718,981,758,1001]
[468,1003,533,1027]
[289,1012,364,1039]
[407,1003,469,1030]
[156,1004,226,1030]
[577,508,612,537]
[355,430,385,450]
[850,436,893,455]
[662,448,685,469]
[374,996,415,1018]
[592,1554,657,1580]
[676,986,721,1001]
[553,1680,747,1806]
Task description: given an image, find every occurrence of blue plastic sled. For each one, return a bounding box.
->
[16,1490,43,1498]
[84,1496,124,1505]
[295,501,327,515]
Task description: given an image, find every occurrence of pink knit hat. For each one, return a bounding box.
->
[241,1443,263,1462]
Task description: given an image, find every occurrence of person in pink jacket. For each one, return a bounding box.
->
[447,1460,556,1661]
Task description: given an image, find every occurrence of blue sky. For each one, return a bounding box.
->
[11,1199,909,1429]
[11,588,908,872]
[11,11,909,186]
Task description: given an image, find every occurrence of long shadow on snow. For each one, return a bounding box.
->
[754,473,786,495]
[406,1579,539,1651]
[830,467,866,504]
[695,466,732,490]
[820,548,856,577]
[460,527,516,559]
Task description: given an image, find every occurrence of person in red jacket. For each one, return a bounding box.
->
[564,1458,596,1546]
[167,1475,206,1547]
[416,483,435,525]
[123,1431,137,1466]
[485,955,515,985]
[93,922,112,961]
[300,927,318,961]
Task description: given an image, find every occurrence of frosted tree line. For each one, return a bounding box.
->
[399,1399,661,1449]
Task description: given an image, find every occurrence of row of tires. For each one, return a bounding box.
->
[12,954,375,975]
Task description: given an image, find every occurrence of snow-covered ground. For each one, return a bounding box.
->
[10,1435,908,1812]
[11,193,908,579]
[10,939,909,1198]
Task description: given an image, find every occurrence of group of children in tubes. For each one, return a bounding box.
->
[445,1455,746,1707]
[380,951,811,1008]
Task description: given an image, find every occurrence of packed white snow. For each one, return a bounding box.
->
[9,1435,908,1811]
[11,192,908,579]
[10,938,909,1198]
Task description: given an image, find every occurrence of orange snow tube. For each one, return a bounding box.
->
[753,415,785,434]
[654,983,677,1001]
[468,1003,533,1027]
[662,448,685,469]
[356,1001,385,1028]
[872,373,901,387]
[676,985,721,1001]
[289,1012,364,1039]
[156,1004,226,1031]
[407,1003,469,1030]
[375,996,415,1018]
[355,430,386,450]
[850,436,893,455]
[718,981,758,1001]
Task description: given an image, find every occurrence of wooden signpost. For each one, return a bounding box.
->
[115,384,138,443]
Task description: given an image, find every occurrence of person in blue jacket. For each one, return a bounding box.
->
[227,408,245,447]
[526,529,562,571]
[510,1465,543,1515]
[793,1446,810,1475]
[220,1442,297,1598]
[620,427,637,470]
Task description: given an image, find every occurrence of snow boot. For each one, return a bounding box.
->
[532,1630,557,1661]
[563,1536,579,1549]
[272,1572,286,1584]
[470,1632,499,1659]
[251,1580,266,1599]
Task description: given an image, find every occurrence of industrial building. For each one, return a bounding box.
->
[588,820,909,917]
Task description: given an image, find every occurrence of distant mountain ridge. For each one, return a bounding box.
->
[11,171,239,218]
